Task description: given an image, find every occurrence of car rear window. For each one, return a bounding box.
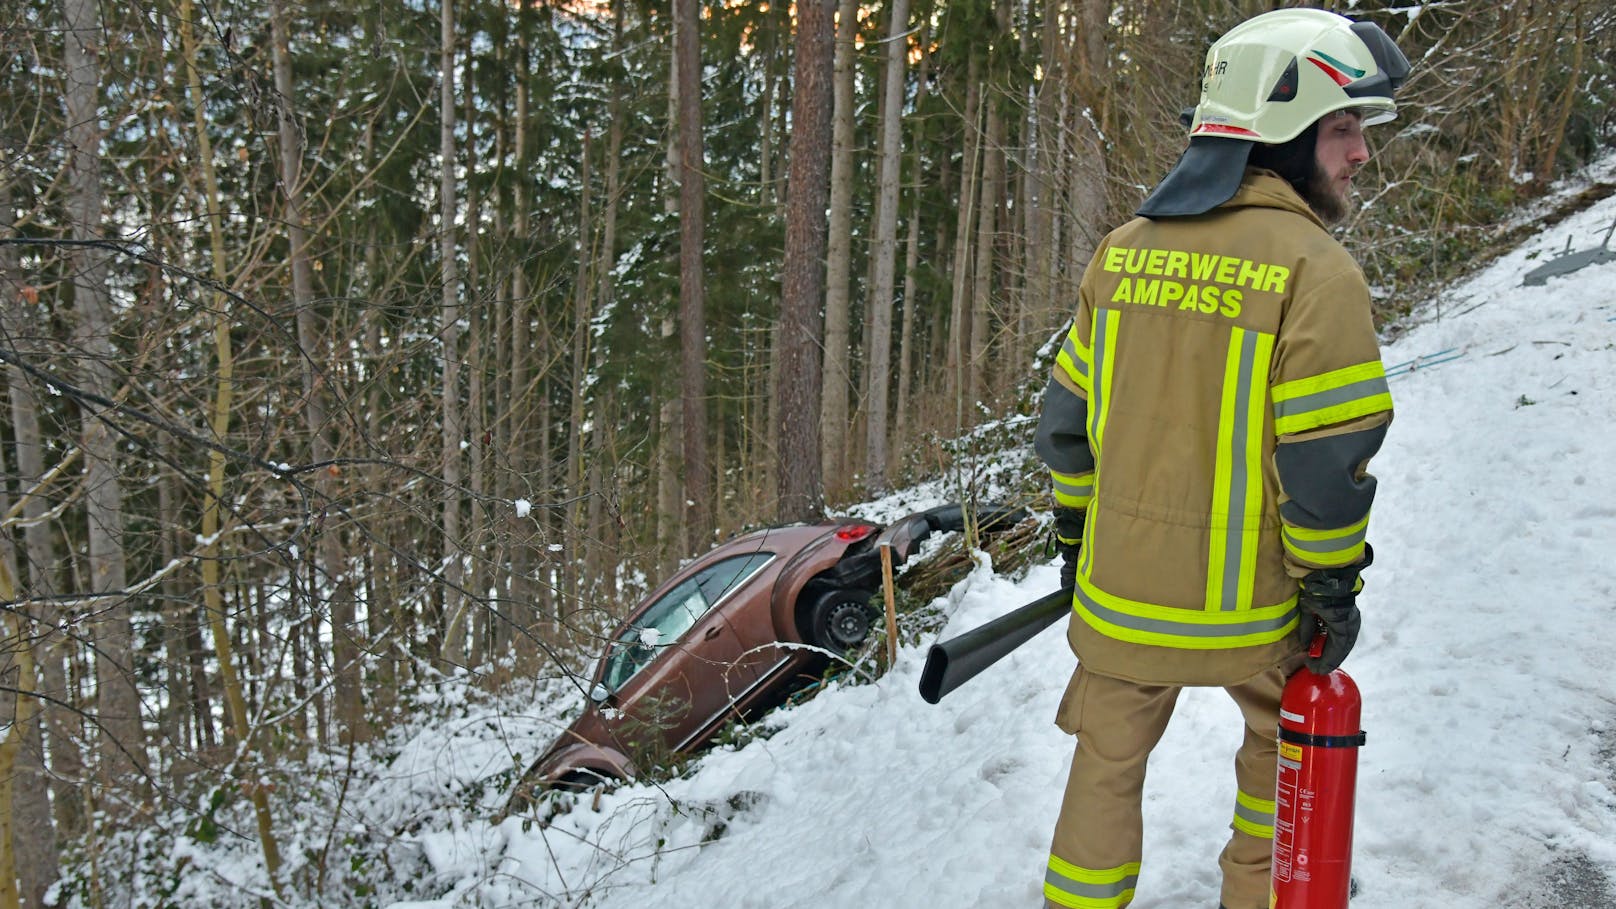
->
[696,551,774,605]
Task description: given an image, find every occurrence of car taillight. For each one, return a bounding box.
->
[835,523,878,542]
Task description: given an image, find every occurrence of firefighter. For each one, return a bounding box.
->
[1033,9,1410,909]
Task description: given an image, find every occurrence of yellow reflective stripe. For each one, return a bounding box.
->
[1237,790,1275,813]
[1045,856,1141,909]
[1073,571,1299,649]
[1273,361,1385,401]
[1284,540,1364,568]
[1087,309,1120,452]
[1233,815,1275,839]
[1048,856,1142,885]
[1282,513,1369,567]
[1057,323,1092,394]
[1077,310,1119,586]
[1206,328,1274,612]
[1233,790,1276,839]
[1272,361,1392,435]
[1078,499,1097,579]
[1051,468,1094,509]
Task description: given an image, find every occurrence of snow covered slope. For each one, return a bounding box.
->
[394,158,1616,909]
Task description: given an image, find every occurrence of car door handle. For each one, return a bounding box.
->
[704,626,722,640]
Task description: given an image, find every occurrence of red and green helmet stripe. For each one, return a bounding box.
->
[1307,51,1368,87]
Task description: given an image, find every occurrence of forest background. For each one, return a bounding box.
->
[0,0,1612,905]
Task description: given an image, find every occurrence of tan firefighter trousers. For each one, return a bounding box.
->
[1043,663,1292,909]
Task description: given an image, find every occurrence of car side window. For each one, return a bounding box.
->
[600,552,774,693]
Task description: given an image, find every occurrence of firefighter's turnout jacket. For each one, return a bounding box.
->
[1035,168,1391,687]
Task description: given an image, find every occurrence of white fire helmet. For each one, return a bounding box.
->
[1137,9,1410,218]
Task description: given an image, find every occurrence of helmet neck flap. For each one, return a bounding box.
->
[1247,122,1319,195]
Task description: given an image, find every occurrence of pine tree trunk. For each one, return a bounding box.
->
[757,3,783,209]
[488,83,512,666]
[462,41,490,670]
[675,0,711,550]
[1,179,64,903]
[969,91,1004,413]
[893,29,928,468]
[11,663,50,909]
[62,0,147,809]
[863,0,909,494]
[657,315,682,576]
[0,444,52,909]
[776,0,836,523]
[0,573,23,909]
[657,19,685,575]
[818,0,858,499]
[0,529,49,903]
[1006,0,1031,355]
[158,476,190,768]
[566,130,594,612]
[1021,0,1062,360]
[356,95,400,684]
[271,0,356,747]
[38,608,82,842]
[507,0,538,659]
[363,290,399,689]
[947,55,982,433]
[467,224,489,667]
[439,0,467,666]
[592,30,625,587]
[1064,0,1110,295]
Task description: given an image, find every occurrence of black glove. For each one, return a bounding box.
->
[1052,507,1084,589]
[1295,545,1371,674]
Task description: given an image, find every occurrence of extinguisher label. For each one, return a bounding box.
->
[1273,754,1304,884]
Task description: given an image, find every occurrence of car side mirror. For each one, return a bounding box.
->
[589,683,611,705]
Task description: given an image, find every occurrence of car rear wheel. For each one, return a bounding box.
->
[806,587,877,652]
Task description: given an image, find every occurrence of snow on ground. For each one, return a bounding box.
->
[427,163,1616,909]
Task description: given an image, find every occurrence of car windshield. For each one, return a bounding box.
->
[600,551,774,693]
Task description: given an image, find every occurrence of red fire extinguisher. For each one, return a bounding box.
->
[1270,637,1365,908]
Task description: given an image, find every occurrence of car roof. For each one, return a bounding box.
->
[711,518,871,555]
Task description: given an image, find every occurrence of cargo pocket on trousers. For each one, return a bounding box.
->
[1054,665,1088,736]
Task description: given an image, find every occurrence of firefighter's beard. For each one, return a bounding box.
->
[1305,166,1354,224]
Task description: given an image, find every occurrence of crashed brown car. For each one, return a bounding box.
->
[512,503,1026,797]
